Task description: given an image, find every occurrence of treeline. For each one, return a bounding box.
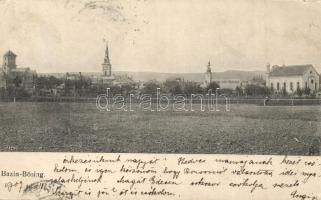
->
[0,75,33,98]
[140,80,223,96]
[0,75,317,99]
[36,76,137,97]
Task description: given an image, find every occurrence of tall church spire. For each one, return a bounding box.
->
[204,60,212,86]
[207,60,211,72]
[104,44,110,64]
[102,43,112,77]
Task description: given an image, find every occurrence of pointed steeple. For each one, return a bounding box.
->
[102,43,112,77]
[104,44,110,64]
[206,60,211,73]
[204,60,212,86]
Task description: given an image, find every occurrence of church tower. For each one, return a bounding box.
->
[2,50,17,74]
[204,61,212,86]
[102,44,112,77]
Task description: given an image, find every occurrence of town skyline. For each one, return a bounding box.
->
[0,48,317,75]
[1,0,321,73]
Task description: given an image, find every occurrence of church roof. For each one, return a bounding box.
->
[4,50,16,57]
[269,64,314,77]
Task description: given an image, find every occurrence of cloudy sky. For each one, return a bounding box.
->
[0,0,321,73]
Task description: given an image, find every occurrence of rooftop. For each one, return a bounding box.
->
[269,64,314,77]
[4,50,16,57]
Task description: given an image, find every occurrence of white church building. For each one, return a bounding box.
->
[266,64,319,94]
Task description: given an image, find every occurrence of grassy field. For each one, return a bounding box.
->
[0,102,320,155]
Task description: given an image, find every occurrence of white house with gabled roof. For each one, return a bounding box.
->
[266,63,319,94]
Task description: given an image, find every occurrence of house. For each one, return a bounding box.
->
[1,50,37,93]
[266,63,319,94]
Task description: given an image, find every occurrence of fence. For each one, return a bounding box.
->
[231,98,321,106]
[0,96,321,106]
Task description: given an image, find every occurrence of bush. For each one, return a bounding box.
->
[206,81,220,92]
[282,87,288,96]
[220,88,233,96]
[6,85,31,99]
[245,84,267,96]
[304,87,311,96]
[141,81,162,95]
[296,87,303,97]
[163,79,182,95]
[182,81,203,95]
[235,86,244,96]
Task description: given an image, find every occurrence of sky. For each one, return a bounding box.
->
[1,0,321,73]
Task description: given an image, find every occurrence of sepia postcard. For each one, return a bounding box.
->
[0,0,320,199]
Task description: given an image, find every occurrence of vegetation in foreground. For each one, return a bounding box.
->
[0,102,320,155]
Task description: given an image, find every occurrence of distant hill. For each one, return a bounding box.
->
[39,70,266,82]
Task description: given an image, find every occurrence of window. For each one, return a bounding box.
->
[310,71,313,74]
[305,82,308,88]
[277,82,280,90]
[290,82,293,91]
[297,82,300,89]
[283,82,286,91]
[271,83,273,89]
[311,79,314,84]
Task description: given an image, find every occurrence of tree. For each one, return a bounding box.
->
[0,87,6,98]
[36,77,49,90]
[206,81,220,92]
[245,84,266,96]
[13,76,22,88]
[75,77,91,96]
[163,79,182,95]
[268,86,274,96]
[141,81,162,95]
[182,81,203,95]
[48,76,63,88]
[36,76,63,90]
[220,88,233,96]
[64,79,76,96]
[281,87,288,96]
[296,87,303,97]
[12,76,22,101]
[5,76,30,99]
[304,87,311,96]
[235,86,244,96]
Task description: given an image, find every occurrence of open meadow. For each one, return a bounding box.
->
[0,102,320,155]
